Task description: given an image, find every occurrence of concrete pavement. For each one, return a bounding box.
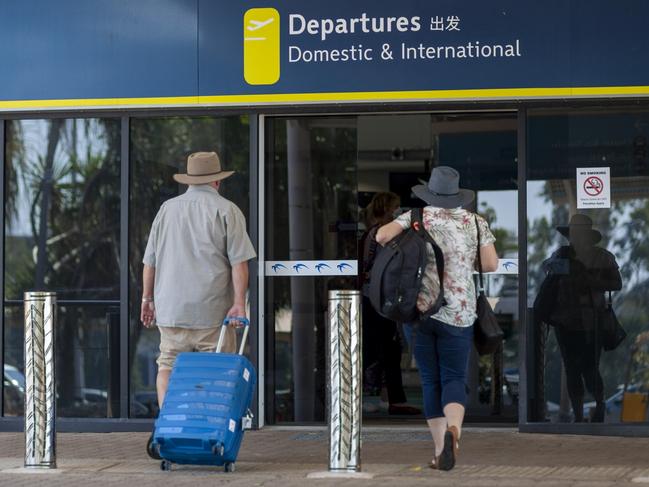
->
[1,427,649,486]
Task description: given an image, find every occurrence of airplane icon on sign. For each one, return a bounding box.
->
[247,18,274,31]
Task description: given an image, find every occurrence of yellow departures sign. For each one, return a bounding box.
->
[244,8,280,85]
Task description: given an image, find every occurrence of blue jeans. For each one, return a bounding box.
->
[404,318,473,419]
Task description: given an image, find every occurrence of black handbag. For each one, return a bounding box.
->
[473,216,504,355]
[600,291,626,351]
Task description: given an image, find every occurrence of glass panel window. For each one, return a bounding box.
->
[128,116,250,417]
[4,304,120,418]
[4,118,121,300]
[527,107,649,424]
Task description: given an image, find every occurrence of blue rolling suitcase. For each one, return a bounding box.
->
[152,318,256,473]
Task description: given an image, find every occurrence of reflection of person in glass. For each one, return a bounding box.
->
[541,214,622,422]
[359,192,421,416]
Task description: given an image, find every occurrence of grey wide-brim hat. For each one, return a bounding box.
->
[173,151,234,185]
[412,166,475,208]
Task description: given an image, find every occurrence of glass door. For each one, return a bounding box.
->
[433,114,519,422]
[356,113,519,423]
[264,117,358,423]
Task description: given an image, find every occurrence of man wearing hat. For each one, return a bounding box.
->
[541,213,622,422]
[140,152,256,410]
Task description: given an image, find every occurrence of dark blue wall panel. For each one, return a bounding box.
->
[0,0,648,103]
[0,0,197,100]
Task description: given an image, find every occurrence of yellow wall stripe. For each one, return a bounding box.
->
[1,86,649,111]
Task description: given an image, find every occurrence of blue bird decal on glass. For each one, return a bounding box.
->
[337,262,352,272]
[271,263,287,273]
[293,263,308,273]
[315,263,331,273]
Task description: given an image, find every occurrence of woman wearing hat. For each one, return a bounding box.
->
[376,166,498,471]
[540,214,622,422]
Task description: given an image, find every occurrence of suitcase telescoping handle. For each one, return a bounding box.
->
[216,317,250,355]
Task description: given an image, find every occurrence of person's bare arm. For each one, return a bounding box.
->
[376,221,404,246]
[141,264,156,328]
[479,244,499,273]
[226,261,249,322]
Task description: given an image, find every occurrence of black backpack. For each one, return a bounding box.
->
[368,208,446,322]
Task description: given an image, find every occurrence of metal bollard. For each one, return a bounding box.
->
[327,290,362,473]
[24,291,56,469]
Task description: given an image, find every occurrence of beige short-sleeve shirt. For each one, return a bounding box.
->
[143,185,256,328]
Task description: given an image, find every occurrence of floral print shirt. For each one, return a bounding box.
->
[395,207,496,327]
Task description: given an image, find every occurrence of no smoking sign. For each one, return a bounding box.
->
[583,176,603,196]
[577,167,610,209]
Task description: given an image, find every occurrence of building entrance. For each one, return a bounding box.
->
[263,112,519,425]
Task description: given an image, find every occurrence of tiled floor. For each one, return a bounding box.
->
[1,428,648,486]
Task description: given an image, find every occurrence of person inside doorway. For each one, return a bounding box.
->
[359,192,421,416]
[376,166,498,471]
[538,214,622,422]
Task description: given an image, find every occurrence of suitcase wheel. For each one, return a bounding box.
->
[160,460,172,471]
[224,462,235,473]
[147,435,161,460]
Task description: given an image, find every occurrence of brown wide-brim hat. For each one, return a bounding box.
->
[173,151,234,185]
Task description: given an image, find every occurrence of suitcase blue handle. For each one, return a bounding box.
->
[217,317,250,355]
[223,317,249,327]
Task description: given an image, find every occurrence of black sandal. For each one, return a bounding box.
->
[437,426,459,471]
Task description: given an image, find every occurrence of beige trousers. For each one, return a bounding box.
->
[156,324,236,370]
